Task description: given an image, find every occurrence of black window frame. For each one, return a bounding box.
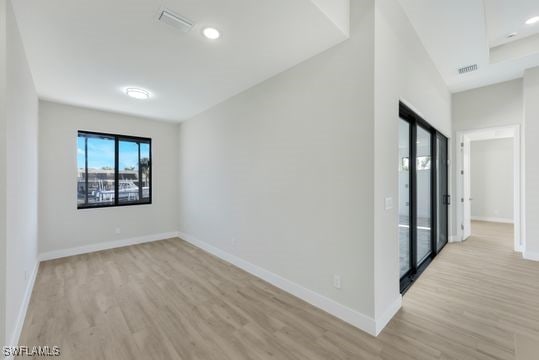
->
[399,102,449,294]
[77,130,152,210]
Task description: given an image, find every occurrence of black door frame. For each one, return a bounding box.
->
[436,131,450,253]
[399,102,449,294]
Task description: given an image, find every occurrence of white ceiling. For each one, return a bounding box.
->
[398,0,539,93]
[12,0,349,122]
[485,0,539,47]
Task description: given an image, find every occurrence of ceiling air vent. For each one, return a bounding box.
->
[458,64,478,75]
[158,9,193,32]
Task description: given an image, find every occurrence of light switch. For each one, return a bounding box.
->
[385,197,393,210]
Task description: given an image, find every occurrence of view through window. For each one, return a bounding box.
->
[77,131,151,208]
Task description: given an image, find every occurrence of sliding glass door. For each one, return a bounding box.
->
[399,103,449,293]
[436,134,449,252]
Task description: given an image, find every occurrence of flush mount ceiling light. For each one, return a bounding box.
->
[202,27,221,40]
[125,88,151,100]
[525,16,539,25]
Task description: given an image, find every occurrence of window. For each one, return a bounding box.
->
[400,157,410,172]
[400,156,430,172]
[77,131,152,209]
[416,156,431,171]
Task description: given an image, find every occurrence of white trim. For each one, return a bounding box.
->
[523,251,539,261]
[6,260,39,358]
[513,125,523,252]
[456,133,463,242]
[32,229,402,340]
[455,125,524,252]
[449,235,460,243]
[521,120,527,253]
[470,216,514,224]
[375,296,402,335]
[178,231,382,336]
[38,231,179,261]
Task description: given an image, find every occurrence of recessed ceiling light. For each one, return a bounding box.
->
[125,88,151,100]
[202,27,220,40]
[525,16,539,25]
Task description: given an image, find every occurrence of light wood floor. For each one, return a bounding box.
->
[20,221,539,359]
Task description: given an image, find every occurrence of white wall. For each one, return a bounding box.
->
[0,0,7,346]
[451,79,523,236]
[373,0,452,323]
[39,101,179,255]
[453,79,524,131]
[178,0,452,334]
[179,0,377,324]
[524,67,539,259]
[470,139,514,222]
[1,0,39,346]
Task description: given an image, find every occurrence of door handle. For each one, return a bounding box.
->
[443,195,451,205]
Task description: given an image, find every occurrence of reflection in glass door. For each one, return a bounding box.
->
[399,102,448,293]
[399,120,411,278]
[416,125,432,266]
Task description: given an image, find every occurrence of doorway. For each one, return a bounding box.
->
[399,102,449,293]
[456,125,522,252]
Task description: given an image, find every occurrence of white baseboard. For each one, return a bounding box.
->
[523,251,539,261]
[178,231,392,337]
[5,260,39,358]
[29,229,402,342]
[449,235,460,243]
[375,296,402,335]
[38,231,179,261]
[471,216,514,224]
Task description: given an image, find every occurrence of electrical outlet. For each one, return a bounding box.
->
[333,275,342,289]
[115,227,121,234]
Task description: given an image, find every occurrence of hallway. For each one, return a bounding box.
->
[389,220,537,359]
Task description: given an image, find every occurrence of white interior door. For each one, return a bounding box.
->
[462,138,472,240]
